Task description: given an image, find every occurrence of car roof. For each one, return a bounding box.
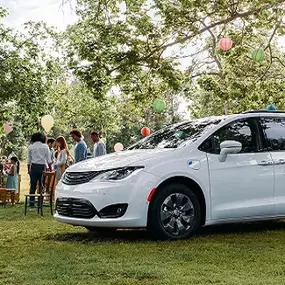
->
[189,110,285,123]
[242,110,285,114]
[160,110,285,132]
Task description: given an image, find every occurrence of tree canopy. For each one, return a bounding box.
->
[2,0,285,157]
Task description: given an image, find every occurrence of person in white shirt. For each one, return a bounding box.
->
[27,133,52,207]
[54,136,70,183]
[90,131,106,158]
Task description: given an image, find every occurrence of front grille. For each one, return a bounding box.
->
[56,198,97,219]
[62,171,100,185]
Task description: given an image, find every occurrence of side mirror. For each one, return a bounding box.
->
[219,140,242,162]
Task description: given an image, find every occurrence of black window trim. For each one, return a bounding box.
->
[259,116,285,152]
[198,117,264,154]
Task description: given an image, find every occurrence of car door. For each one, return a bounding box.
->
[203,118,274,220]
[260,116,285,217]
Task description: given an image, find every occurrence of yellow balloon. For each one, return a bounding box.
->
[41,115,54,132]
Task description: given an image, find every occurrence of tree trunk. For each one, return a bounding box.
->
[224,102,230,115]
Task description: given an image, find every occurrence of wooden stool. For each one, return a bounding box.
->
[0,188,16,207]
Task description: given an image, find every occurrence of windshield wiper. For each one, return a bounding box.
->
[163,145,178,149]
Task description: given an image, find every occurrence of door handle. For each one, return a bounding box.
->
[276,159,285,165]
[258,160,272,166]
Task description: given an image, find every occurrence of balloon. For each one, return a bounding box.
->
[252,48,265,62]
[4,122,13,135]
[219,37,233,51]
[153,99,166,112]
[41,115,54,132]
[114,143,124,152]
[266,104,277,111]
[141,127,150,137]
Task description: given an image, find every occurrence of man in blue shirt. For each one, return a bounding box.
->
[70,130,88,163]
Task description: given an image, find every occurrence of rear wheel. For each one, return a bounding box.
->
[148,183,201,240]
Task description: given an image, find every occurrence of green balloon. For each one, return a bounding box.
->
[153,99,166,112]
[252,48,265,62]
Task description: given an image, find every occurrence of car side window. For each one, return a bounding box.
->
[201,119,258,154]
[260,117,285,151]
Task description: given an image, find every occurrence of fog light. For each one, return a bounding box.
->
[99,203,128,218]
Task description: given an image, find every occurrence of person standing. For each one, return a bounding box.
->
[54,136,70,183]
[27,133,52,207]
[5,157,19,193]
[90,131,106,158]
[70,129,87,163]
[47,138,56,166]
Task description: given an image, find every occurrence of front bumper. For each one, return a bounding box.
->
[54,170,157,228]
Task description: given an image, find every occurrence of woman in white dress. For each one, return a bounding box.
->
[55,136,70,183]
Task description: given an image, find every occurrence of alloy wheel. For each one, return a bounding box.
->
[160,193,195,237]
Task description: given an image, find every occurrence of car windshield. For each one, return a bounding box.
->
[128,118,223,150]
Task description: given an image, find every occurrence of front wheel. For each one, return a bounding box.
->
[148,183,201,240]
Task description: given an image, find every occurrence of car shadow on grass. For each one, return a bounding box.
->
[46,228,150,243]
[199,220,285,236]
[45,220,285,243]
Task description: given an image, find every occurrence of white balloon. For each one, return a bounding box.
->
[41,115,54,132]
[114,143,124,152]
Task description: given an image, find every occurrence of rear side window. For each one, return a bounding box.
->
[200,119,259,154]
[260,117,285,151]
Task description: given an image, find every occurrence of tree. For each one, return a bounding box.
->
[188,25,285,117]
[0,11,69,156]
[0,14,62,134]
[62,0,285,118]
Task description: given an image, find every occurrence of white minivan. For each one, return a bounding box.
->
[54,111,285,240]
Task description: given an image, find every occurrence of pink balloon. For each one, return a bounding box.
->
[4,122,13,135]
[219,37,233,51]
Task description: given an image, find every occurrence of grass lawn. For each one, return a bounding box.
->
[1,205,285,285]
[1,166,285,284]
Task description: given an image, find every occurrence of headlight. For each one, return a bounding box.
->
[92,166,144,181]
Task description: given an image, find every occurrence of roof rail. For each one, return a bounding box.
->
[242,110,285,114]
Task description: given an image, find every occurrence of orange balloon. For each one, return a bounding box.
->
[141,127,150,137]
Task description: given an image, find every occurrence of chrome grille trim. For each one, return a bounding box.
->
[62,171,101,185]
[56,198,97,219]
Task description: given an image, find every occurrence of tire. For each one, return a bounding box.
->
[85,227,117,233]
[148,183,201,240]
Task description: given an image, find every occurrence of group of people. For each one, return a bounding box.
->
[70,130,107,162]
[27,129,106,207]
[0,129,106,205]
[0,156,20,192]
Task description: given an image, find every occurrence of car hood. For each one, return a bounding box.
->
[67,149,175,172]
